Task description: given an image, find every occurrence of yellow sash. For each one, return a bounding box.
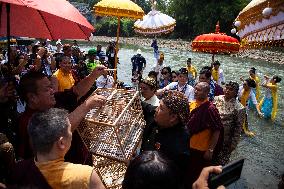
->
[250,76,260,100]
[189,100,212,151]
[240,89,250,107]
[259,83,278,121]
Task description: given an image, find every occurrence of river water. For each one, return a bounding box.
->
[82,42,284,189]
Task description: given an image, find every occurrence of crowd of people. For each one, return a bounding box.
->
[0,38,282,189]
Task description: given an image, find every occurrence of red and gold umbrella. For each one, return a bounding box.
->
[192,22,240,59]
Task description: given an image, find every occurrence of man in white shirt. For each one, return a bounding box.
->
[152,52,166,81]
[157,68,194,102]
[96,70,114,88]
[139,77,160,106]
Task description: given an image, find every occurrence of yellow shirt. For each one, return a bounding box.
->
[187,65,197,79]
[212,68,219,83]
[35,158,93,189]
[53,69,75,92]
[240,88,250,107]
[189,100,213,151]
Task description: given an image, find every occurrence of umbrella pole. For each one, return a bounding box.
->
[6,3,11,71]
[114,16,121,81]
[211,53,215,66]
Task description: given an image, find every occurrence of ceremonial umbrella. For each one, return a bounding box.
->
[0,0,94,40]
[134,2,176,36]
[0,0,94,66]
[93,0,144,80]
[233,0,284,48]
[191,22,240,62]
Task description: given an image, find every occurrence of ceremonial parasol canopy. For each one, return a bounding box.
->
[94,0,144,80]
[233,0,284,48]
[134,1,176,35]
[192,22,240,57]
[94,0,144,19]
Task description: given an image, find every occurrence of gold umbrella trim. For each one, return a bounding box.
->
[242,20,284,39]
[192,41,240,45]
[236,0,284,30]
[192,41,240,53]
[134,22,176,32]
[241,39,284,49]
[94,6,144,19]
[135,28,175,36]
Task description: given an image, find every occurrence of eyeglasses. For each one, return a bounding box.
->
[172,75,177,78]
[161,72,168,75]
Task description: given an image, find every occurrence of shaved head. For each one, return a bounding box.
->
[198,82,210,94]
[194,82,210,101]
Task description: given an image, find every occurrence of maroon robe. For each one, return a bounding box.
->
[187,101,223,135]
[8,159,52,189]
[185,101,223,188]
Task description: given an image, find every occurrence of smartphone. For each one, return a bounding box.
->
[208,158,244,189]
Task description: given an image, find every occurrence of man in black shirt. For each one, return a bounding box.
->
[131,49,146,76]
[141,90,190,178]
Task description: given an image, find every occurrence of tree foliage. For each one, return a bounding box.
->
[168,0,248,39]
[71,0,249,39]
[95,17,135,37]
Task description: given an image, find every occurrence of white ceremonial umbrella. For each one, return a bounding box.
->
[134,7,176,35]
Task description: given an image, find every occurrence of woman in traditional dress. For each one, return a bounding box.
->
[259,75,281,121]
[213,81,246,165]
[247,67,260,109]
[238,78,263,136]
[249,67,260,100]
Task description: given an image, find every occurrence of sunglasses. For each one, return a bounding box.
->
[161,72,169,75]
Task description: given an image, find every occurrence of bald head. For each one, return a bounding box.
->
[194,82,210,101]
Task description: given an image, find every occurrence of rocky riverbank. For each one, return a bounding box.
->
[91,36,284,64]
[90,36,191,51]
[234,49,284,64]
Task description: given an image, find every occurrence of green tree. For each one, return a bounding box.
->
[168,0,248,39]
[136,0,151,13]
[94,17,136,37]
